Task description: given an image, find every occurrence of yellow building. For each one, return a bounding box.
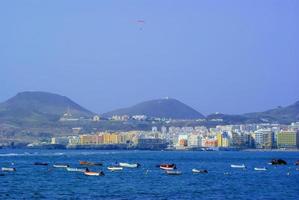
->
[277,131,299,148]
[102,133,122,144]
[80,135,98,145]
[217,133,222,147]
[217,132,230,147]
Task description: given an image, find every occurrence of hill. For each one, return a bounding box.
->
[0,91,94,124]
[244,101,299,124]
[102,98,204,119]
[206,101,299,124]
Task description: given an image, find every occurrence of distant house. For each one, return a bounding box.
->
[92,115,100,122]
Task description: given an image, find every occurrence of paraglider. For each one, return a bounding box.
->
[136,19,145,30]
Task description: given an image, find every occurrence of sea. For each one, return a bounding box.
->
[0,149,298,200]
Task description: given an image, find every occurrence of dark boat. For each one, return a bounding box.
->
[80,161,103,166]
[34,162,48,166]
[271,159,287,165]
[295,160,299,165]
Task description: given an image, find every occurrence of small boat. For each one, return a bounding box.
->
[166,170,182,175]
[158,164,176,170]
[107,166,123,171]
[231,164,246,169]
[1,167,16,172]
[119,162,140,168]
[79,161,103,166]
[53,164,69,168]
[270,159,287,165]
[66,167,87,172]
[295,160,299,165]
[192,169,208,174]
[34,162,48,166]
[254,167,267,171]
[84,171,104,176]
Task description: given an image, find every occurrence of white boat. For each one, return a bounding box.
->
[119,162,140,168]
[192,169,208,174]
[158,164,176,170]
[107,166,123,171]
[53,164,69,168]
[66,167,86,172]
[254,167,267,171]
[231,164,246,169]
[84,171,104,176]
[1,167,16,172]
[166,170,182,175]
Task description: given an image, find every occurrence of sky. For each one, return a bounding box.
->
[0,0,298,115]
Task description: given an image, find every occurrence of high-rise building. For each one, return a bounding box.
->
[277,130,299,148]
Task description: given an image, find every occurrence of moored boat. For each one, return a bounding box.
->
[158,164,176,170]
[231,164,246,169]
[53,164,69,168]
[84,171,104,176]
[107,166,123,171]
[165,170,182,175]
[1,167,16,172]
[254,167,267,171]
[192,169,208,174]
[270,159,287,165]
[66,167,87,172]
[79,161,103,166]
[34,162,48,166]
[119,162,140,168]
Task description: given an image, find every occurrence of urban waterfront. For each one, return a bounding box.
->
[0,149,298,199]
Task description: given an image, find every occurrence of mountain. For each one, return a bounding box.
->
[0,91,94,124]
[102,98,204,119]
[206,101,299,124]
[244,101,299,124]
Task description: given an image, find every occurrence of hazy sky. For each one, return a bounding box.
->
[0,0,298,115]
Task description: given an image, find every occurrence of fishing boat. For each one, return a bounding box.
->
[254,167,267,171]
[1,167,16,172]
[84,171,104,176]
[230,164,246,169]
[53,164,69,168]
[34,162,48,166]
[192,169,208,174]
[66,167,87,172]
[165,170,182,175]
[107,166,123,171]
[158,164,176,170]
[79,161,103,166]
[270,159,287,165]
[119,162,140,168]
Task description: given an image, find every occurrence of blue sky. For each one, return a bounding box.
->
[0,0,298,115]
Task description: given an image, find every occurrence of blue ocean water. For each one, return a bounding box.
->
[0,149,298,200]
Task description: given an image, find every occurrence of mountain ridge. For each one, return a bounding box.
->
[0,91,94,124]
[102,98,205,119]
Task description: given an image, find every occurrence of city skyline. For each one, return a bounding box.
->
[1,0,298,115]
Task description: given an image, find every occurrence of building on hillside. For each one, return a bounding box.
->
[92,115,100,122]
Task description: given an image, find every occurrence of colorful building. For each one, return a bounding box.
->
[277,131,299,148]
